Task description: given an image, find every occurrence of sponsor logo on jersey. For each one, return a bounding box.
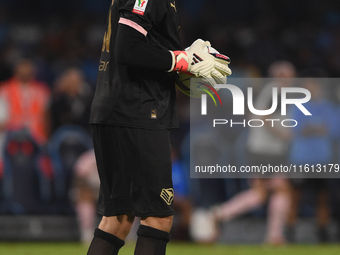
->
[133,0,149,15]
[160,188,174,205]
[151,109,157,119]
[170,1,177,12]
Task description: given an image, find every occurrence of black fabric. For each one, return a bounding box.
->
[91,124,175,217]
[134,225,170,255]
[137,225,170,242]
[115,24,172,70]
[87,228,125,255]
[94,228,125,248]
[119,0,168,32]
[90,0,181,130]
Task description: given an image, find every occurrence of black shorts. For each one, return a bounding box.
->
[91,124,174,217]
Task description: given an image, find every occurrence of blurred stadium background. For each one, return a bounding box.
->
[1,0,340,253]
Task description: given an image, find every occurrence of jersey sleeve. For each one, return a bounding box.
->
[119,0,167,34]
[115,23,172,70]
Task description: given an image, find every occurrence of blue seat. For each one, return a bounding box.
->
[2,129,52,214]
[48,125,93,214]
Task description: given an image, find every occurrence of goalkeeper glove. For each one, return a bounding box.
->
[203,44,232,84]
[168,39,231,84]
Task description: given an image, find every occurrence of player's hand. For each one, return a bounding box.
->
[168,39,231,85]
[204,44,232,84]
[205,45,232,75]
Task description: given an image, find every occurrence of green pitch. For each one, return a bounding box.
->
[0,242,340,255]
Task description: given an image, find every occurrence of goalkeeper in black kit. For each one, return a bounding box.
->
[87,0,231,255]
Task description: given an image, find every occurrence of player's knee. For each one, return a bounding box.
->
[141,215,174,233]
[99,215,135,239]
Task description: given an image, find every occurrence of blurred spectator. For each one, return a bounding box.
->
[0,59,50,144]
[2,129,53,214]
[171,148,192,241]
[331,85,340,238]
[247,60,296,161]
[287,71,334,242]
[48,125,93,215]
[289,73,332,167]
[49,68,92,134]
[202,61,296,245]
[72,149,100,244]
[0,96,9,164]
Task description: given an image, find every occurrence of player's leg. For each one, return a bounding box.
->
[316,181,330,243]
[87,215,135,255]
[141,215,174,233]
[75,193,97,244]
[213,178,267,221]
[190,178,267,243]
[286,180,303,243]
[73,150,100,244]
[189,179,266,243]
[133,129,175,255]
[265,178,291,245]
[133,216,173,255]
[99,215,136,239]
[87,125,138,255]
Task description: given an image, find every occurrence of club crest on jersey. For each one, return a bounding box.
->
[133,0,149,15]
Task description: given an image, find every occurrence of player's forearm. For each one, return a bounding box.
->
[115,24,173,70]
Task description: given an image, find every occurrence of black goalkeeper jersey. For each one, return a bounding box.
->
[90,0,181,129]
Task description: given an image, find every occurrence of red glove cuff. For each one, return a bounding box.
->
[170,51,189,72]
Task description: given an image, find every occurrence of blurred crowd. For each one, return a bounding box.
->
[1,0,340,245]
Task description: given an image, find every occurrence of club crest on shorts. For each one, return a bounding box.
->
[132,0,149,15]
[160,188,174,205]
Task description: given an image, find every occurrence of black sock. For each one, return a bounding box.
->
[87,228,125,255]
[134,225,170,255]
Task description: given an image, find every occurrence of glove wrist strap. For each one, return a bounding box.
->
[168,51,189,72]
